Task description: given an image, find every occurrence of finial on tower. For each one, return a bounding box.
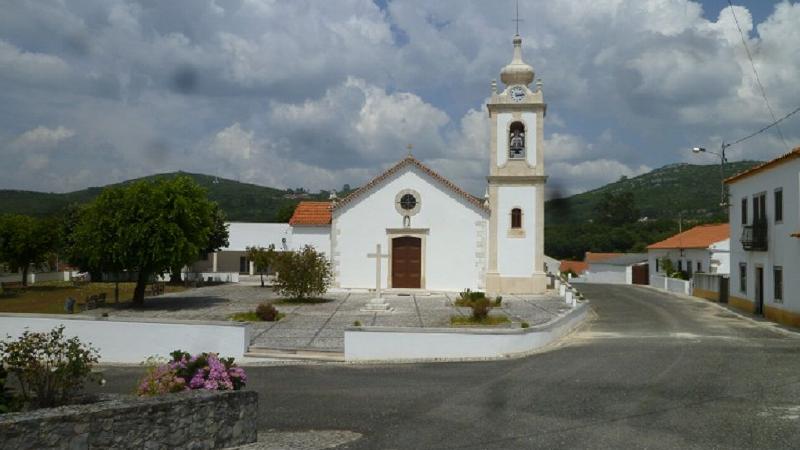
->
[406,143,413,157]
[513,0,523,36]
[500,1,534,87]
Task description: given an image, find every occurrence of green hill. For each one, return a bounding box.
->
[0,172,330,222]
[545,160,761,224]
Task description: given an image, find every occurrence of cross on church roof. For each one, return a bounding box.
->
[512,0,523,35]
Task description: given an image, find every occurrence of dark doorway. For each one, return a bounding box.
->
[632,264,649,285]
[392,236,422,289]
[755,267,764,315]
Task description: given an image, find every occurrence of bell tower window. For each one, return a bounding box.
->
[509,121,525,159]
[511,208,522,228]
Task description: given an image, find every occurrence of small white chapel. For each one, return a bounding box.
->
[204,33,549,295]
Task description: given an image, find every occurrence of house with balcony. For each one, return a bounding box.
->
[725,147,800,327]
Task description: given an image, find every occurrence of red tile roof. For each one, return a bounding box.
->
[289,201,332,226]
[332,155,488,213]
[725,146,800,184]
[560,260,588,275]
[584,252,624,263]
[647,223,729,249]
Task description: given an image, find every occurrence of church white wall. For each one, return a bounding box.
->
[225,222,291,251]
[291,226,331,255]
[333,168,487,291]
[496,185,536,277]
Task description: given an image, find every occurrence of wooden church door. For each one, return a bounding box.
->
[392,236,422,288]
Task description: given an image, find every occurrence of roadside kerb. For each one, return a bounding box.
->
[343,301,589,362]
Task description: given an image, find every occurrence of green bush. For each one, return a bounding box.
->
[255,302,280,321]
[353,320,362,327]
[494,296,503,306]
[471,298,491,320]
[0,326,100,408]
[0,363,17,414]
[521,322,530,329]
[273,245,332,300]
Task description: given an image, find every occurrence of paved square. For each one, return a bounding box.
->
[88,284,571,352]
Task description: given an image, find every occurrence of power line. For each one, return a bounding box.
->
[727,104,800,148]
[727,0,790,151]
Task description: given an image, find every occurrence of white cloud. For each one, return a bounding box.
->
[12,126,75,149]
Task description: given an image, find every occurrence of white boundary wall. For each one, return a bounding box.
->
[0,314,249,363]
[650,275,692,295]
[344,302,588,362]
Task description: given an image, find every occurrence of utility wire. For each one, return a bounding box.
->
[727,0,790,151]
[727,104,800,148]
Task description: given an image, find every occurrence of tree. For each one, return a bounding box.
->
[595,191,640,226]
[71,176,220,306]
[246,244,277,287]
[170,206,229,284]
[272,245,332,300]
[275,202,298,223]
[0,215,57,285]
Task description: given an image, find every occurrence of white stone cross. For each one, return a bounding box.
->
[367,244,389,298]
[363,243,393,312]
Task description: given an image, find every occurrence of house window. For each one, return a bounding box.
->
[687,260,693,277]
[739,263,747,293]
[697,261,702,272]
[656,258,660,273]
[774,188,783,223]
[239,256,247,274]
[678,260,683,271]
[741,197,747,224]
[774,266,783,302]
[511,208,522,229]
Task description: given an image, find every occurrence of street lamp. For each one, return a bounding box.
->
[691,143,730,207]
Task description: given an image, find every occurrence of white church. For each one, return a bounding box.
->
[198,34,550,295]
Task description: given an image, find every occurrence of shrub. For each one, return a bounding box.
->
[273,245,332,300]
[256,302,280,321]
[0,326,100,408]
[471,298,491,320]
[0,363,17,414]
[494,296,503,306]
[521,322,530,329]
[137,351,246,397]
[353,320,362,327]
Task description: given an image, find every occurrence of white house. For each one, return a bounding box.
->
[725,147,800,327]
[647,223,730,277]
[580,253,648,285]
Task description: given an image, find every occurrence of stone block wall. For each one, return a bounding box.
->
[0,390,258,449]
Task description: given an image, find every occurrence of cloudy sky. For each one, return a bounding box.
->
[1,0,799,197]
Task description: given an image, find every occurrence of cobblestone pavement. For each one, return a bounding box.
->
[85,284,571,352]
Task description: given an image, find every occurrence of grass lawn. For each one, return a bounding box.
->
[450,315,511,326]
[0,281,186,314]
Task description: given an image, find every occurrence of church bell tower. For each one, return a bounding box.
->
[485,33,547,295]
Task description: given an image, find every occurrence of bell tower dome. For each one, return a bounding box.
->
[500,35,535,87]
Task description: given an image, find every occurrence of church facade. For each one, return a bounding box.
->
[202,34,549,294]
[295,33,549,294]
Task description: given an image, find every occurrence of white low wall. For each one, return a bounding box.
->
[0,271,78,284]
[650,275,692,295]
[344,303,588,362]
[184,272,240,283]
[0,314,250,363]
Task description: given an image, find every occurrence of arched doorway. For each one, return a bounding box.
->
[392,236,422,288]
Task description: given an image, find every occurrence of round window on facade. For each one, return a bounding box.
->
[395,189,422,216]
[400,193,417,210]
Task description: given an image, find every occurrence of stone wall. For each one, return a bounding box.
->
[0,390,258,449]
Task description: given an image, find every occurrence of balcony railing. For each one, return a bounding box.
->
[741,217,768,251]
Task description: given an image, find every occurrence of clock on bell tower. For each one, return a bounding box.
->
[485,32,548,295]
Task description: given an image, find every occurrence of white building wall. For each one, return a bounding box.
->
[291,226,331,255]
[226,222,292,251]
[496,185,537,277]
[648,244,729,276]
[333,168,487,291]
[729,160,800,316]
[583,264,627,284]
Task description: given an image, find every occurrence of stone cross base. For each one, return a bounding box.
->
[361,297,394,312]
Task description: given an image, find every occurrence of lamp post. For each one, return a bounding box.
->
[692,142,730,207]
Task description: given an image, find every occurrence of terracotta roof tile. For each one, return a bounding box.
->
[725,146,800,184]
[559,260,588,275]
[332,155,489,213]
[584,252,624,263]
[647,223,729,249]
[289,201,331,226]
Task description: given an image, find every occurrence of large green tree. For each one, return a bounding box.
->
[0,215,58,285]
[246,244,277,287]
[71,176,224,305]
[595,191,640,226]
[169,206,229,284]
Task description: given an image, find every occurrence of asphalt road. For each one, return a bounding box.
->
[99,285,800,449]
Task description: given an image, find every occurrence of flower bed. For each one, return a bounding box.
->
[137,351,247,396]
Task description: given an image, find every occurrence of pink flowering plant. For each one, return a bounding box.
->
[137,350,246,396]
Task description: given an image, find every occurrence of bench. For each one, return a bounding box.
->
[1,281,26,294]
[83,293,107,310]
[147,282,166,297]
